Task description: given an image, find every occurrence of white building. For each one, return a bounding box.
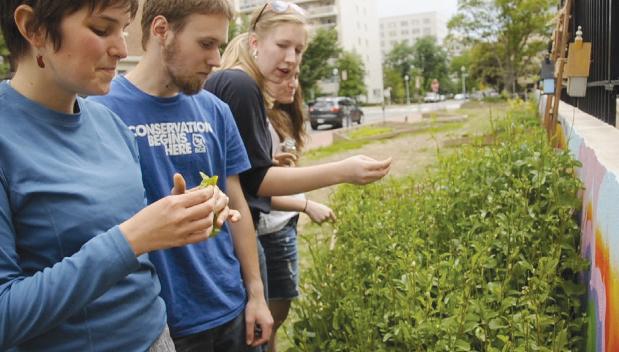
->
[236,0,385,104]
[379,12,447,58]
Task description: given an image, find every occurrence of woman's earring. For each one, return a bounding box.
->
[252,50,258,59]
[36,55,45,69]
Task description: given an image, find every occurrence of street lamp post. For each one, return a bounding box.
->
[460,66,467,96]
[404,74,410,105]
[333,67,339,96]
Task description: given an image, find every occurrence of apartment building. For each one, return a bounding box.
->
[379,12,447,58]
[237,0,385,103]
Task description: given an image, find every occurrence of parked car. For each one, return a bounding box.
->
[454,93,468,100]
[309,97,364,130]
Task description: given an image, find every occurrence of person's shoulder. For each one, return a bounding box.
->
[207,69,259,93]
[80,96,116,116]
[0,83,12,117]
[79,97,131,132]
[189,90,237,128]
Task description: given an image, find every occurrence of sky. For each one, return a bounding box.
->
[377,0,459,20]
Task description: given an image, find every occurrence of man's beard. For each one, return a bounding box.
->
[163,39,207,95]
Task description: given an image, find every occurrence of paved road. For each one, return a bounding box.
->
[363,100,464,124]
[306,100,466,150]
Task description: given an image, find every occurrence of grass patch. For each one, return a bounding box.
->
[305,121,465,161]
[304,139,367,160]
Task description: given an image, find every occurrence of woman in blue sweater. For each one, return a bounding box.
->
[0,1,231,350]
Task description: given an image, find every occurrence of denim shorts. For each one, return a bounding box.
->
[258,215,299,300]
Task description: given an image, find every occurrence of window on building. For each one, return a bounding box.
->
[401,21,408,26]
[389,31,397,36]
[412,28,420,34]
[402,30,409,35]
[423,28,431,35]
[423,18,431,24]
[412,20,419,25]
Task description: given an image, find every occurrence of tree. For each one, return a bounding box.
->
[383,38,451,98]
[300,28,341,99]
[336,51,366,98]
[467,42,503,91]
[221,14,251,53]
[448,0,554,93]
[384,41,415,80]
[383,67,405,104]
[411,36,451,93]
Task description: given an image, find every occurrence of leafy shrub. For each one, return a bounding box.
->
[291,101,588,351]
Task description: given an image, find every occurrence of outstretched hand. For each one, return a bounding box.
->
[341,155,392,184]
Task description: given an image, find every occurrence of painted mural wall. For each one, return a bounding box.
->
[552,101,619,351]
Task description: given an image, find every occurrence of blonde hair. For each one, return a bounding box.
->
[218,3,308,94]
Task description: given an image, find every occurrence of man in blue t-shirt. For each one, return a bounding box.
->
[89,1,273,351]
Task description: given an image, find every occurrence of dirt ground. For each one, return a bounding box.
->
[300,131,440,208]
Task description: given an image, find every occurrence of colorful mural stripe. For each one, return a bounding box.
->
[555,102,619,352]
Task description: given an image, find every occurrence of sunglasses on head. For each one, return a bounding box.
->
[252,1,306,31]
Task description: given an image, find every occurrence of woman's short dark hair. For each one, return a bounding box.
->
[0,0,139,60]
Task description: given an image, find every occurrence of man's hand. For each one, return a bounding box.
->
[245,295,273,347]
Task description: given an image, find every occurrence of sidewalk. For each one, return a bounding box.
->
[306,129,334,150]
[305,110,423,151]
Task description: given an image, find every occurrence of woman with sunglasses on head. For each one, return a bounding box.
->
[206,4,391,349]
[223,34,335,351]
[206,0,390,233]
[0,1,231,350]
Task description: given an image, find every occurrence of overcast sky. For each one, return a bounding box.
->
[377,0,459,19]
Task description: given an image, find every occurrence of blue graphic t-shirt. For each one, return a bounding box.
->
[90,76,251,337]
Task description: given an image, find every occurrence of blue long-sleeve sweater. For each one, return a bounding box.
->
[0,81,166,351]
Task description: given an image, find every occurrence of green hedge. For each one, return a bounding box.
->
[291,101,588,351]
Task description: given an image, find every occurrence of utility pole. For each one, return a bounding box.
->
[404,74,410,105]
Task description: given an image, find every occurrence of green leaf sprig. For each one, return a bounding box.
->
[199,171,221,236]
